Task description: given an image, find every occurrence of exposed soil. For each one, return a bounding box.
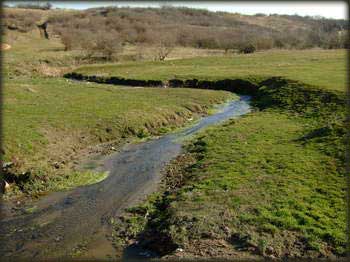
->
[164,239,259,260]
[114,152,262,260]
[1,43,11,50]
[64,72,260,95]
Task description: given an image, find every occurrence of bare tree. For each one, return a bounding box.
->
[153,32,175,61]
[58,28,76,51]
[81,32,123,61]
[96,33,123,60]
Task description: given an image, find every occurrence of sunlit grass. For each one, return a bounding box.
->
[75,49,347,92]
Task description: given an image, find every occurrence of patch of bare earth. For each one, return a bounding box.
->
[2,43,11,50]
[164,239,258,260]
[41,126,127,172]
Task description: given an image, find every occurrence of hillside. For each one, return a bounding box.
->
[2,6,348,55]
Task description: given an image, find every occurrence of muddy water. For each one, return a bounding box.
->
[0,96,251,260]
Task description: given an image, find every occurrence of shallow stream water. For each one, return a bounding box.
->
[0,95,251,260]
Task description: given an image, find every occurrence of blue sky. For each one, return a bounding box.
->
[5,1,347,19]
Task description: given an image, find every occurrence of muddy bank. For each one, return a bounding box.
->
[113,142,258,260]
[0,96,251,260]
[64,72,260,95]
[64,73,345,135]
[64,72,163,87]
[64,73,345,107]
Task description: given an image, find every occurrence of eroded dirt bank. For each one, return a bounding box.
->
[64,72,260,95]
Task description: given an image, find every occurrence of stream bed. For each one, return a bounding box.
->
[0,95,251,260]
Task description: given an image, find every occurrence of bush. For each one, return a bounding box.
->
[81,32,123,61]
[148,31,175,61]
[2,9,41,32]
[60,30,74,51]
[95,33,123,61]
[238,44,256,54]
[58,28,87,51]
[255,37,274,50]
[57,28,123,61]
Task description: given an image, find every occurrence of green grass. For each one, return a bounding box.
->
[111,80,346,258]
[3,76,232,195]
[3,170,110,199]
[115,109,345,257]
[3,77,232,159]
[167,111,345,256]
[2,31,234,196]
[3,30,79,78]
[74,49,347,92]
[2,29,347,257]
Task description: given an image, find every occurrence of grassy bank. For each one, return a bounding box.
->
[73,49,346,92]
[2,31,234,197]
[111,79,346,259]
[3,77,232,197]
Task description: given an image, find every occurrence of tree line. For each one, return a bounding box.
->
[2,6,348,60]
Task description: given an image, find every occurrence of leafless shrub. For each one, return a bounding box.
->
[81,32,123,61]
[35,63,63,77]
[323,31,346,49]
[151,31,176,61]
[254,37,274,50]
[2,9,41,32]
[41,6,349,54]
[58,28,76,51]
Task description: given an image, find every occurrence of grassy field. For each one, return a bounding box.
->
[74,49,347,92]
[151,109,346,257]
[2,31,233,197]
[110,75,346,258]
[99,50,346,258]
[2,28,229,79]
[2,27,347,259]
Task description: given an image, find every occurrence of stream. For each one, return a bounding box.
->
[0,95,251,260]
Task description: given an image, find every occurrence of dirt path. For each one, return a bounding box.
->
[2,43,12,50]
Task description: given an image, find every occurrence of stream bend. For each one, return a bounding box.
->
[0,95,251,259]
